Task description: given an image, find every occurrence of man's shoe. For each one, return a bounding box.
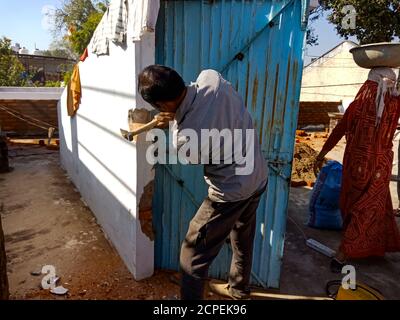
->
[208,280,250,300]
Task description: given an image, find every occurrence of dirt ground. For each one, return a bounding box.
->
[291,142,319,184]
[290,132,346,185]
[282,186,400,300]
[0,142,191,300]
[1,137,400,300]
[283,134,400,300]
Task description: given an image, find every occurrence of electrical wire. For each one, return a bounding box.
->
[0,104,57,128]
[287,215,308,241]
[0,107,49,130]
[305,55,354,60]
[301,92,357,98]
[304,66,364,69]
[0,104,58,131]
[301,83,364,89]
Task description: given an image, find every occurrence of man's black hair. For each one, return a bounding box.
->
[138,65,186,106]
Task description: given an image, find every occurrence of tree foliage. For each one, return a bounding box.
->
[68,10,105,55]
[42,48,73,59]
[47,39,77,60]
[306,5,325,46]
[0,37,26,86]
[306,27,319,46]
[49,0,108,56]
[320,0,400,44]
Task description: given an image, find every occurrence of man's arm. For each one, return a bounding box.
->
[314,100,357,172]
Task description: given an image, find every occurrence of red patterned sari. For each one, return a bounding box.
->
[321,80,400,258]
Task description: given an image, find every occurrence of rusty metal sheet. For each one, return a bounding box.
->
[153,0,309,288]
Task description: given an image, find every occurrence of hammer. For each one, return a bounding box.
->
[120,117,159,141]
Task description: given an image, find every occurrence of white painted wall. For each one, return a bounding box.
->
[0,87,63,100]
[57,29,155,279]
[300,41,370,109]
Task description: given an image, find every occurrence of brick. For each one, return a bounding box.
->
[297,101,341,130]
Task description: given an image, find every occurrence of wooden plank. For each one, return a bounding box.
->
[209,279,333,300]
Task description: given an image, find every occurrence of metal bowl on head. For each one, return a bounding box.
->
[350,42,400,69]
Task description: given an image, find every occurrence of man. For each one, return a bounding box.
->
[138,65,268,300]
[315,67,400,272]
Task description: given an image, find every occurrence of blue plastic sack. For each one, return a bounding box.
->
[308,160,343,230]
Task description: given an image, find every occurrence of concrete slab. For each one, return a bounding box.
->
[0,87,63,100]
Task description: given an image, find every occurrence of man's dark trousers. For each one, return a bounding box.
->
[180,186,265,300]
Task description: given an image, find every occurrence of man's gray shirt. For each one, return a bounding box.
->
[172,69,268,202]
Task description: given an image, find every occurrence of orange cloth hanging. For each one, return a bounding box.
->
[67,64,81,117]
[80,48,89,62]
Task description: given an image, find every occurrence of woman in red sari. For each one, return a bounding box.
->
[316,67,400,272]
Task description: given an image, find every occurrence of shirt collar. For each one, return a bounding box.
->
[175,84,197,125]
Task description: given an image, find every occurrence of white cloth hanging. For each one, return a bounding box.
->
[91,13,110,55]
[368,67,399,126]
[130,0,160,42]
[108,0,129,43]
[91,0,160,55]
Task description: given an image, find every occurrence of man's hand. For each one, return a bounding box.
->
[154,112,175,129]
[314,151,327,177]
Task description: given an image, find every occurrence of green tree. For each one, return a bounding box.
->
[50,0,108,56]
[69,10,105,55]
[320,0,400,44]
[42,48,73,59]
[0,37,26,86]
[47,38,77,60]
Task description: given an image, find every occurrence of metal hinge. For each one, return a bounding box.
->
[267,159,292,181]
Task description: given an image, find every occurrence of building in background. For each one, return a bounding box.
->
[16,53,75,83]
[298,41,369,130]
[300,41,369,110]
[9,41,75,84]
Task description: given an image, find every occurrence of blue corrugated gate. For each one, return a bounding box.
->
[153,0,309,288]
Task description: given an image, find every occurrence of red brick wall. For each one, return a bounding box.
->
[0,100,58,137]
[297,101,341,129]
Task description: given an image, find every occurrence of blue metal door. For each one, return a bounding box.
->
[153,0,309,288]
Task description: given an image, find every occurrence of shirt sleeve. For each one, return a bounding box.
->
[170,121,203,165]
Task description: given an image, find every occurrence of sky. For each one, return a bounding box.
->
[304,13,357,65]
[0,0,60,52]
[0,1,353,64]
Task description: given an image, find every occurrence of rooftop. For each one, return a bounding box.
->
[0,87,64,101]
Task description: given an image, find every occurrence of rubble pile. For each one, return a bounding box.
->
[291,143,318,186]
